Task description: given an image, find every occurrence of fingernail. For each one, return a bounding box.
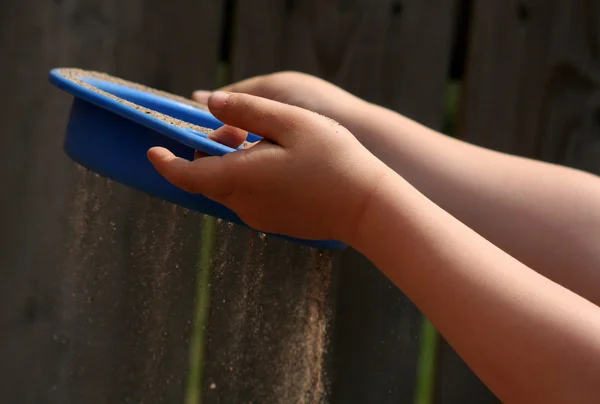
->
[209,91,229,110]
[192,90,211,103]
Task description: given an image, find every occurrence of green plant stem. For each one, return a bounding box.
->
[185,215,216,404]
[414,317,439,404]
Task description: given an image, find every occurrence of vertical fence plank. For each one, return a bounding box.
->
[223,1,458,403]
[202,225,338,403]
[460,0,600,175]
[0,0,224,402]
[437,1,600,403]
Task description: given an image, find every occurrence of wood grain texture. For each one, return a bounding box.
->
[0,0,224,402]
[434,339,500,404]
[202,224,337,403]
[437,1,600,403]
[460,0,600,175]
[231,0,457,128]
[229,1,458,403]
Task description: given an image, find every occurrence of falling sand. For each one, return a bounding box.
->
[56,68,332,402]
[203,225,335,403]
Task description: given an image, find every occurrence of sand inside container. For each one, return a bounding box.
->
[55,68,249,146]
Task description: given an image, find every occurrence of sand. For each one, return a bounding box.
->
[55,68,215,136]
[56,68,256,151]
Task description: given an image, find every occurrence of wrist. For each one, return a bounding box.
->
[343,168,425,258]
[335,163,400,247]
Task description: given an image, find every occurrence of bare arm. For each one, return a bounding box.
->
[196,72,600,305]
[158,91,600,403]
[341,102,600,305]
[353,171,600,404]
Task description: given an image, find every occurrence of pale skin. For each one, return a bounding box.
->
[147,72,600,403]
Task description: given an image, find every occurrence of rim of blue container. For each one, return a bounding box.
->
[48,68,244,157]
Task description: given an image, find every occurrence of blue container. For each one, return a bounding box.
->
[49,68,346,250]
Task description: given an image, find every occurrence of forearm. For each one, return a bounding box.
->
[348,171,600,403]
[338,101,600,305]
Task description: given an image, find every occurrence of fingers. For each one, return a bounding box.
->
[192,75,268,103]
[218,75,269,95]
[194,125,248,160]
[147,147,233,199]
[192,90,211,104]
[208,124,248,149]
[206,91,310,146]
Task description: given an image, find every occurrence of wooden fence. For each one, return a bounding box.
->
[1,0,598,403]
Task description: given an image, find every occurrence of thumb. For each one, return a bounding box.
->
[207,91,311,147]
[147,147,233,200]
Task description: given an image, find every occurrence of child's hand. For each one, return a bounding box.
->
[148,91,390,242]
[192,72,366,130]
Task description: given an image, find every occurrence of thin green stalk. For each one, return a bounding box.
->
[412,79,461,404]
[185,58,231,404]
[414,317,439,404]
[185,215,216,404]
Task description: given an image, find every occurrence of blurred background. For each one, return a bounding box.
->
[1,0,599,403]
